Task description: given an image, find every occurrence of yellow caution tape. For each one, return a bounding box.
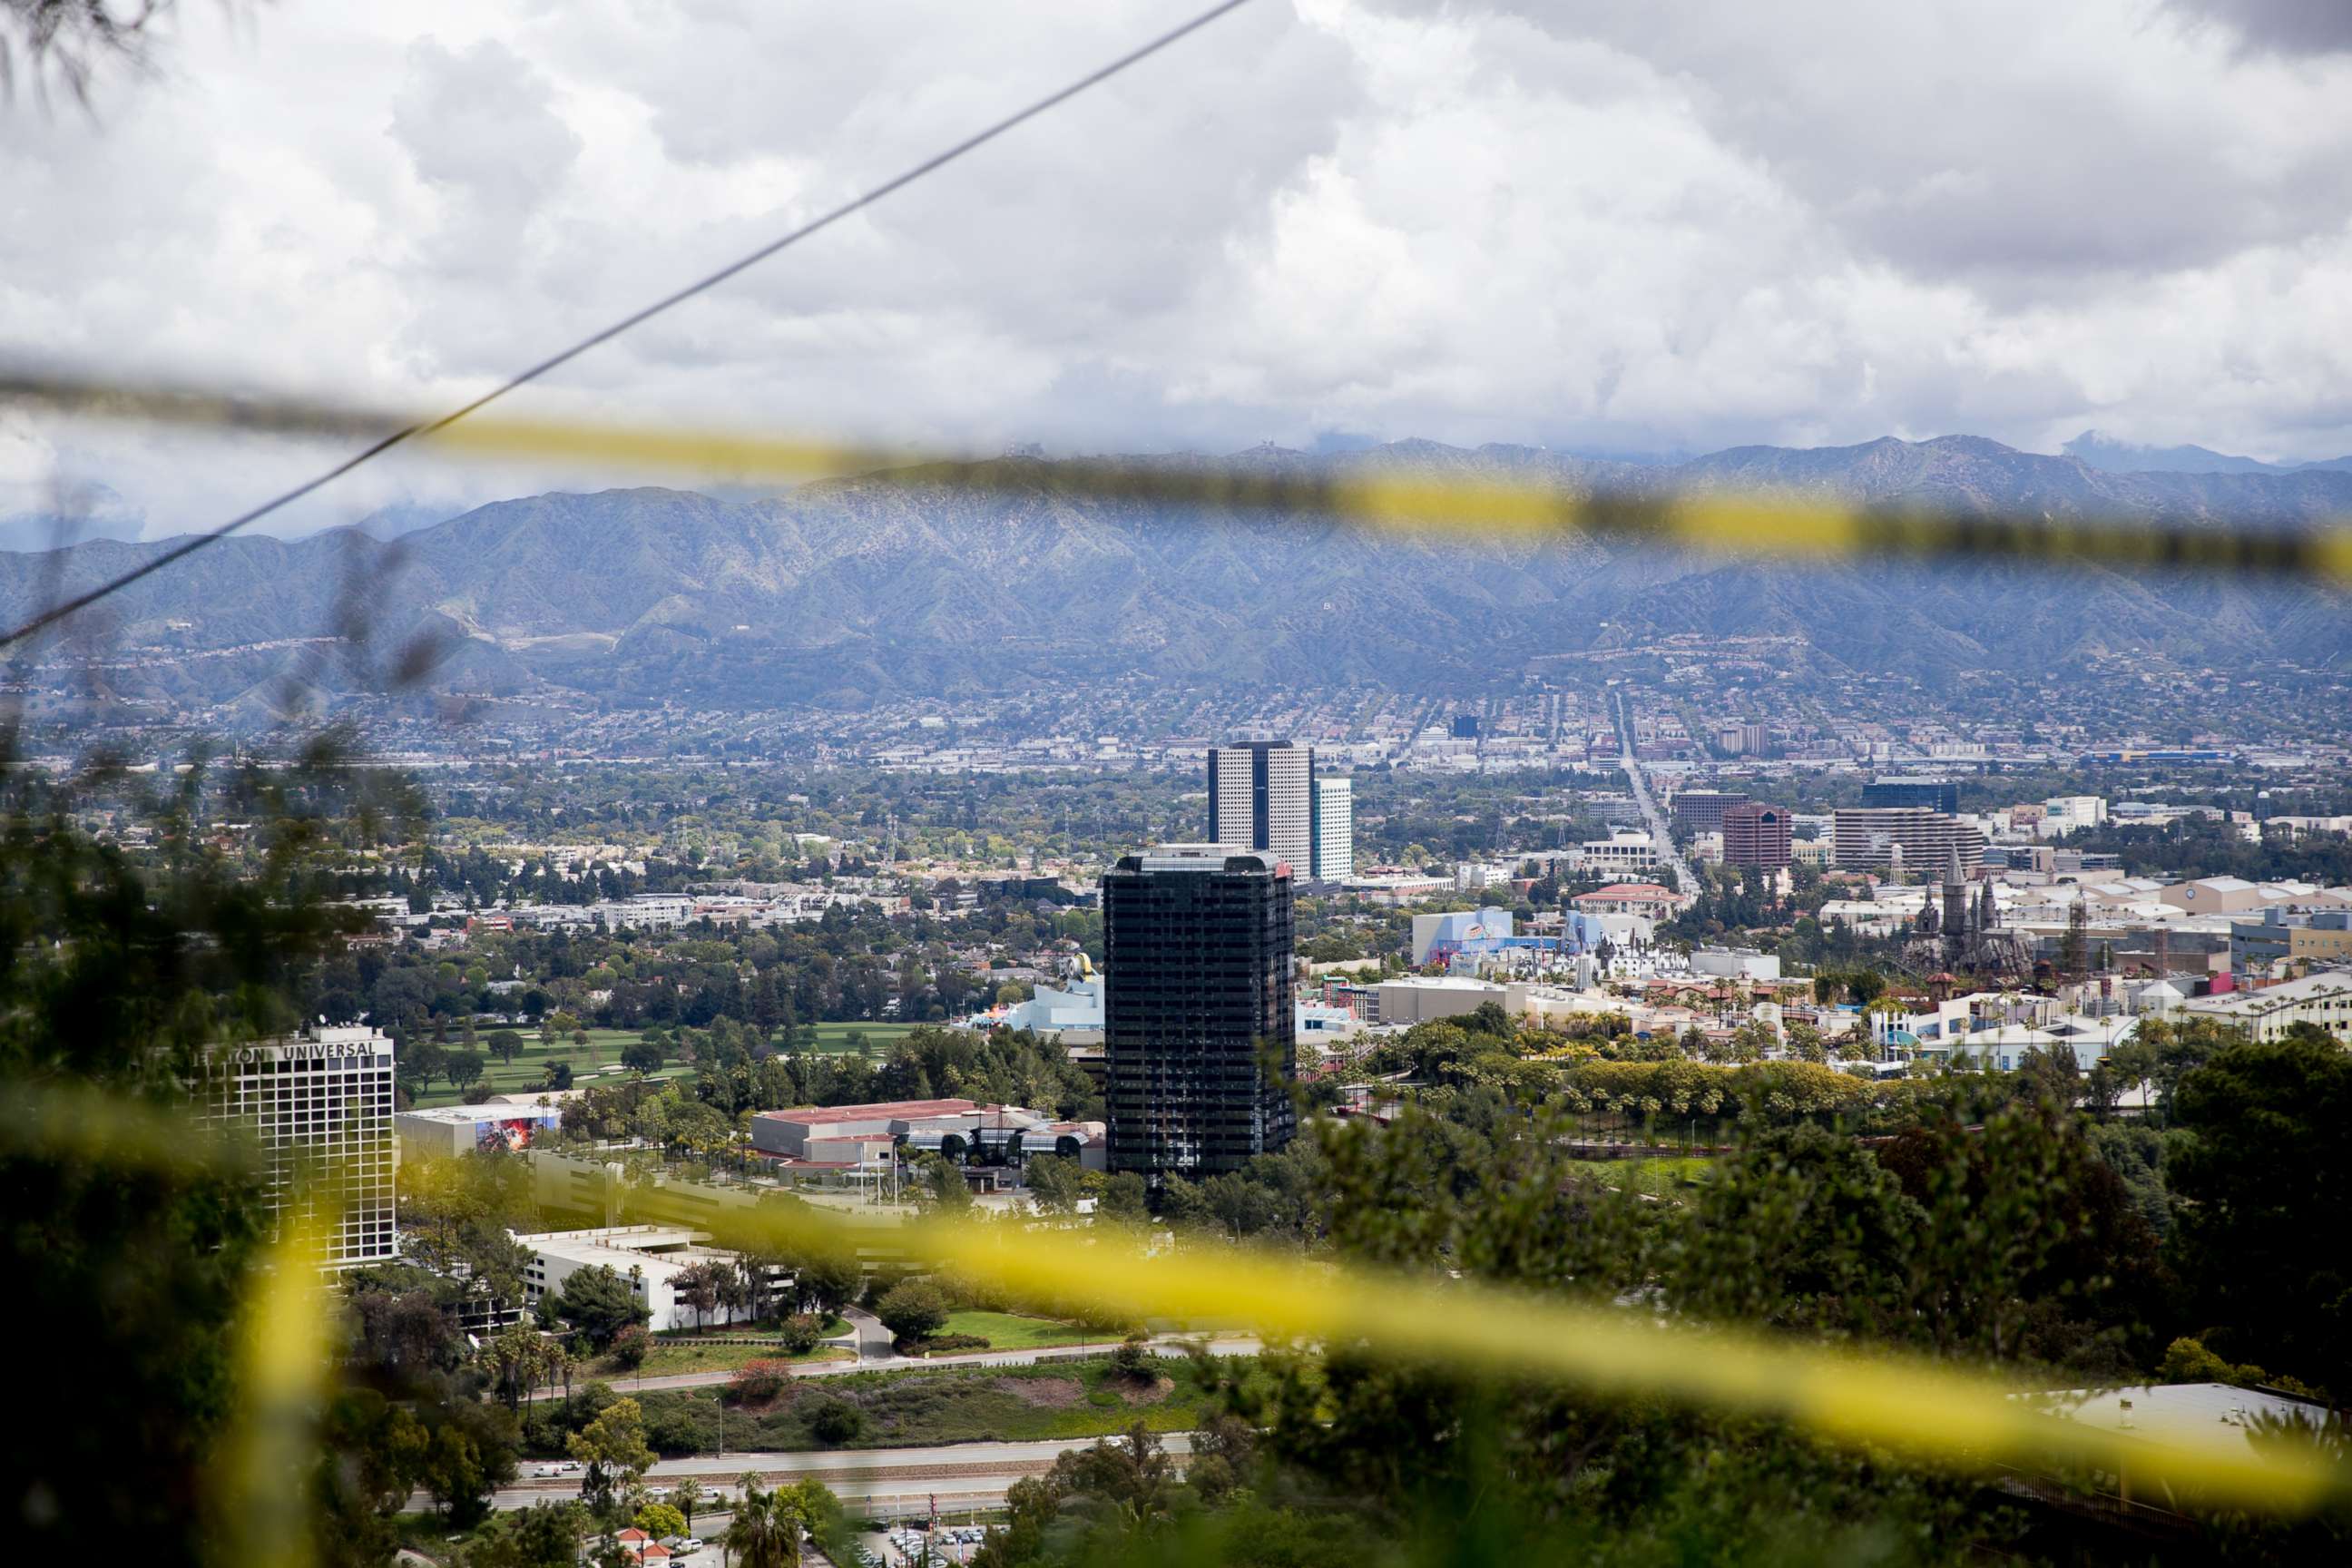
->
[681,1198,2346,1514]
[2,1088,2341,1517]
[6,369,2347,583]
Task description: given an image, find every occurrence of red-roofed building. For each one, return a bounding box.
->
[750,1098,982,1159]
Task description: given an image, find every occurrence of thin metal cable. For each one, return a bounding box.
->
[0,0,1254,649]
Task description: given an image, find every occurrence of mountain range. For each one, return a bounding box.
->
[2061,430,2352,476]
[4,434,2347,715]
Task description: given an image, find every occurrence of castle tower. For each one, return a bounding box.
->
[1941,848,1971,965]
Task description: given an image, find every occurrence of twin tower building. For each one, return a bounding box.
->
[1207,738,1353,883]
[1100,742,1348,1191]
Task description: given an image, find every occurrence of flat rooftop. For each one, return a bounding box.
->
[756,1097,982,1124]
[397,1101,564,1123]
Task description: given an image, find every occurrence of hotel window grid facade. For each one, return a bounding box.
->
[198,1027,398,1269]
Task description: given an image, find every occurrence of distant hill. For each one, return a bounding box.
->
[0,481,146,553]
[2063,429,2352,476]
[3,435,2347,713]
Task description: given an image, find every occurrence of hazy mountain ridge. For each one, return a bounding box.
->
[2062,429,2352,477]
[4,435,2347,711]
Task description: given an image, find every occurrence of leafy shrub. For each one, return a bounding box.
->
[1111,1333,1155,1381]
[642,1401,715,1456]
[608,1325,651,1370]
[779,1313,824,1356]
[723,1358,792,1405]
[916,1333,989,1355]
[804,1394,866,1445]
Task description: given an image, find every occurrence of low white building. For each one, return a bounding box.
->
[515,1225,762,1333]
[1691,947,1781,982]
[2179,968,2352,1044]
[2042,796,2109,835]
[1578,831,1661,876]
[396,1100,565,1161]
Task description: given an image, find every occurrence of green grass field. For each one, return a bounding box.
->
[407,1028,692,1107]
[938,1311,1117,1351]
[405,1023,926,1106]
[799,1022,922,1055]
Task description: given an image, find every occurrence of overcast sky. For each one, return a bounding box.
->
[5,0,2352,538]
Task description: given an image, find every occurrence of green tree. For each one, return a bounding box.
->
[727,1475,825,1568]
[913,1152,971,1213]
[633,1501,687,1540]
[483,1321,558,1410]
[2168,1027,2352,1393]
[1096,1171,1149,1226]
[566,1396,655,1514]
[796,1251,862,1319]
[470,1500,588,1568]
[876,1279,951,1344]
[551,1264,651,1350]
[1668,1123,1922,1341]
[487,1028,526,1067]
[621,1037,664,1077]
[1025,1152,1086,1214]
[444,1046,486,1092]
[415,1399,519,1525]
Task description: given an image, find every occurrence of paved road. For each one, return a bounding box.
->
[1614,690,1695,894]
[495,1435,1197,1516]
[571,1332,1262,1396]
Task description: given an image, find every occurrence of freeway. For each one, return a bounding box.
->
[1612,690,1695,895]
[565,1322,1262,1397]
[492,1434,1198,1517]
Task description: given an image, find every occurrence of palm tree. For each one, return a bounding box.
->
[726,1474,799,1568]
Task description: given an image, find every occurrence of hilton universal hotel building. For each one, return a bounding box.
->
[198,1024,399,1269]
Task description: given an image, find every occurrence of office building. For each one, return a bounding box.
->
[1671,790,1749,837]
[1833,807,1986,876]
[1310,774,1354,882]
[1101,846,1296,1185]
[516,1226,769,1333]
[1208,740,1313,873]
[1450,714,1482,740]
[197,1025,397,1269]
[2180,968,2352,1044]
[2043,795,2110,834]
[1862,777,1960,814]
[1579,830,1661,875]
[1720,801,1793,868]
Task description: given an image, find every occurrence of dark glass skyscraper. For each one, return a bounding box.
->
[1861,777,1960,814]
[1101,845,1296,1185]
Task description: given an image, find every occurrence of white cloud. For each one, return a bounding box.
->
[4,0,2351,539]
